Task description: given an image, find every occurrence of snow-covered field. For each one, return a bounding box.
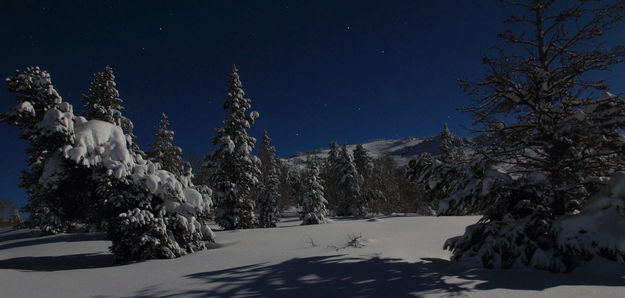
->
[1,216,624,298]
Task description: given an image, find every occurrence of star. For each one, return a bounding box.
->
[295,132,300,137]
[346,26,350,30]
[159,27,163,31]
[357,107,362,111]
[380,50,385,54]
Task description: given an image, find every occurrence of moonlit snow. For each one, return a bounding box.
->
[1,215,624,298]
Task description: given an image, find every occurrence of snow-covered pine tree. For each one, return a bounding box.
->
[353,144,387,214]
[82,66,144,157]
[321,140,341,213]
[439,123,457,163]
[301,160,328,225]
[83,66,123,124]
[1,67,75,233]
[2,68,215,260]
[147,113,190,177]
[204,65,261,230]
[256,131,281,228]
[336,145,365,216]
[353,144,373,182]
[445,0,625,272]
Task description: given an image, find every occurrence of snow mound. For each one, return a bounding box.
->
[63,119,132,178]
[557,172,625,263]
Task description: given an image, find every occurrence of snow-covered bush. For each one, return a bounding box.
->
[446,172,625,272]
[109,208,177,260]
[556,172,625,265]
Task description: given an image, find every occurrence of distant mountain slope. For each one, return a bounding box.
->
[285,135,472,168]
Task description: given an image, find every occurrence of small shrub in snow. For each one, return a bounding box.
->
[329,233,367,251]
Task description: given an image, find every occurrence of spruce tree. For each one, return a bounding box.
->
[353,144,374,183]
[301,160,328,225]
[321,140,341,213]
[439,123,457,163]
[83,66,144,157]
[204,65,261,230]
[354,144,384,214]
[256,131,281,228]
[445,0,625,272]
[1,67,74,233]
[83,66,123,124]
[336,145,365,216]
[148,113,190,177]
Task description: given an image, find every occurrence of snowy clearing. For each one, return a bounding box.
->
[1,216,624,298]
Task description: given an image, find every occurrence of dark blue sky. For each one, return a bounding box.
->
[2,1,625,207]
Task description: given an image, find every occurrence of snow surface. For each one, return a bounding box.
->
[1,216,624,298]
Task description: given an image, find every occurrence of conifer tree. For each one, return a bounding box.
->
[83,66,144,157]
[445,0,625,272]
[321,140,341,212]
[301,160,328,225]
[353,144,374,183]
[83,66,123,124]
[336,145,365,216]
[148,113,190,177]
[204,65,261,230]
[439,123,457,163]
[256,131,281,228]
[1,67,74,233]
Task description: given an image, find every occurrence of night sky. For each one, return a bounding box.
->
[2,1,625,208]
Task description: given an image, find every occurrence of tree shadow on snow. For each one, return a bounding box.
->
[0,230,41,243]
[0,232,106,250]
[133,255,472,298]
[0,253,116,271]
[132,254,625,298]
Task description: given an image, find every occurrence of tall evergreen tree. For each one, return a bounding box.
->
[439,123,457,163]
[204,65,261,230]
[321,140,341,213]
[336,145,365,216]
[82,66,123,124]
[256,131,281,228]
[445,0,625,272]
[82,66,144,157]
[148,113,190,177]
[353,144,374,183]
[1,67,74,233]
[301,161,328,225]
